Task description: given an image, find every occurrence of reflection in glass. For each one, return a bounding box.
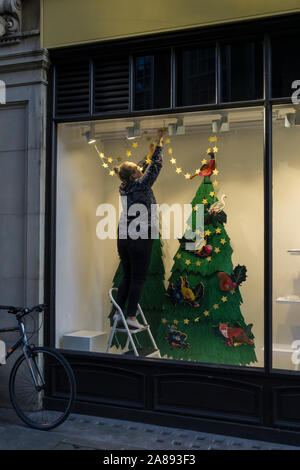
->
[221,41,263,102]
[177,46,216,106]
[134,52,171,110]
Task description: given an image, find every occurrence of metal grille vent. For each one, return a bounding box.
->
[55,60,90,117]
[94,56,129,113]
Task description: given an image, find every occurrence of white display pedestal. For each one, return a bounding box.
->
[62,330,107,353]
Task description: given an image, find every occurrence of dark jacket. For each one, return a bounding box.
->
[118,144,163,237]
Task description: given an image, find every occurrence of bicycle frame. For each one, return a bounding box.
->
[0,319,46,391]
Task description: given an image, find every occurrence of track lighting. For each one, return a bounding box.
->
[83,125,96,144]
[126,123,141,139]
[168,119,185,136]
[212,115,229,133]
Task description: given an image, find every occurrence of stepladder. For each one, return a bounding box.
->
[106,288,161,358]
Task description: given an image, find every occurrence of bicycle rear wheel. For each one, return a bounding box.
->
[9,346,76,430]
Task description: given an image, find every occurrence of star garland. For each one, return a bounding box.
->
[166,135,220,186]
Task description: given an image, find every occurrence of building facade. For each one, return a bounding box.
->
[2,0,300,444]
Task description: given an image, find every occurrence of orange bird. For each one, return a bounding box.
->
[190,152,216,180]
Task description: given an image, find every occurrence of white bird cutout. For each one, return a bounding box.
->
[209,194,227,214]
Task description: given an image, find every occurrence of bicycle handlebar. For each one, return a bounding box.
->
[0,304,46,316]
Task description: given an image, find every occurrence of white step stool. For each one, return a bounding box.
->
[106,288,161,358]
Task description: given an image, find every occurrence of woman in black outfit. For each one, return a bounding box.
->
[113,129,164,329]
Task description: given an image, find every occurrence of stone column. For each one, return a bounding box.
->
[0,0,50,406]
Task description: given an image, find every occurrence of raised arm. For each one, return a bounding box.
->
[138,141,163,188]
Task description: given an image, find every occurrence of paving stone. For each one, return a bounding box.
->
[0,407,299,450]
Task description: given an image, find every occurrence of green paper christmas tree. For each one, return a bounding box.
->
[108,236,166,350]
[156,151,257,366]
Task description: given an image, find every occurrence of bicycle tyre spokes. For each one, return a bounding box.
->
[9,347,76,430]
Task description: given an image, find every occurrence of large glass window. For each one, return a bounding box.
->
[273,103,300,371]
[56,107,264,367]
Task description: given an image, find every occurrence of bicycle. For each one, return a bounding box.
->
[0,303,76,430]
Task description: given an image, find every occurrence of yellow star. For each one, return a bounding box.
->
[206,148,211,154]
[185,259,191,265]
[193,205,198,211]
[109,170,115,176]
[185,173,191,179]
[173,319,179,325]
[176,167,182,174]
[201,158,207,165]
[168,148,173,154]
[209,136,217,143]
[203,310,210,316]
[209,191,215,197]
[107,157,113,163]
[184,318,190,324]
[162,318,167,324]
[132,142,138,148]
[146,158,151,164]
[216,227,222,234]
[204,229,211,236]
[213,180,218,187]
[100,152,105,159]
[213,146,218,152]
[213,303,219,310]
[126,150,132,157]
[176,253,182,259]
[170,158,176,164]
[206,256,212,262]
[221,296,228,303]
[196,261,201,266]
[220,238,226,245]
[214,247,220,253]
[165,138,171,144]
[230,289,235,295]
[194,317,200,322]
[102,163,108,168]
[212,169,219,175]
[202,198,208,204]
[195,168,201,174]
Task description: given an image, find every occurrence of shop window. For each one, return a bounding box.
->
[134,51,171,110]
[272,104,300,371]
[220,40,263,102]
[272,34,300,98]
[56,107,264,368]
[176,46,216,106]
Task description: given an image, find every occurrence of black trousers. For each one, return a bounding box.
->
[115,236,154,317]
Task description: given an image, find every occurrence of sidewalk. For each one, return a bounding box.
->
[0,407,299,450]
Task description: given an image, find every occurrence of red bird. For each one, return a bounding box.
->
[190,152,216,180]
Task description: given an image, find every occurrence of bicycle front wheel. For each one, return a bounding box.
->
[9,346,76,430]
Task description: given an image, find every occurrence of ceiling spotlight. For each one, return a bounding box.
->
[168,119,185,136]
[284,113,295,128]
[126,123,141,139]
[83,125,96,144]
[212,115,229,133]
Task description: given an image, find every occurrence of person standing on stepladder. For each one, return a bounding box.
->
[112,129,164,329]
